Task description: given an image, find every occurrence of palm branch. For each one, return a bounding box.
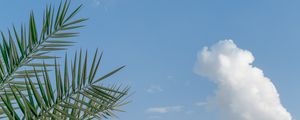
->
[0,0,129,119]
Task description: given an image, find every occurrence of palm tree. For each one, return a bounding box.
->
[0,0,129,119]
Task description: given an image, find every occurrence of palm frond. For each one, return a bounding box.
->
[0,0,86,91]
[0,0,130,119]
[0,50,129,119]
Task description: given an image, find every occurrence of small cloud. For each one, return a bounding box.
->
[185,110,195,115]
[146,85,163,93]
[195,102,207,107]
[167,75,173,79]
[146,106,183,114]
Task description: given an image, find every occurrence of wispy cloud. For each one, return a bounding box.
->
[195,102,207,107]
[92,0,101,6]
[185,110,195,115]
[146,85,163,93]
[146,106,183,114]
[167,75,173,79]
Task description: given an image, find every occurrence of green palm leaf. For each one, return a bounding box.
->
[0,51,129,119]
[0,0,129,119]
[0,0,86,91]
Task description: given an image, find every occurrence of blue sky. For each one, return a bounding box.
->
[0,0,299,120]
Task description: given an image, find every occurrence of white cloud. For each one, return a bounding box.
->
[194,40,292,120]
[146,106,183,114]
[167,75,173,79]
[185,110,195,115]
[146,85,163,93]
[195,102,207,107]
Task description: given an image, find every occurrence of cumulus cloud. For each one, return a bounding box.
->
[194,40,292,120]
[146,106,183,114]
